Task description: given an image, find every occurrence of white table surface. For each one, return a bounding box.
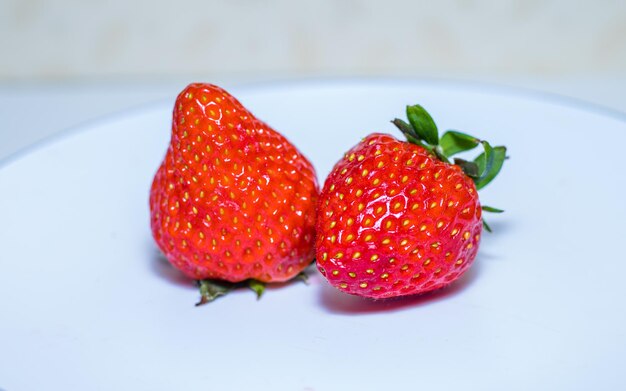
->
[2,79,626,390]
[1,75,625,163]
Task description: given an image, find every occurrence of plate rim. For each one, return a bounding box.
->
[2,76,625,169]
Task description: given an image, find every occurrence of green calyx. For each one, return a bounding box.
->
[393,104,506,189]
[195,270,311,306]
[195,278,266,306]
[392,104,508,231]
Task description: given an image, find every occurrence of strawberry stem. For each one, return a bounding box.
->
[433,145,450,163]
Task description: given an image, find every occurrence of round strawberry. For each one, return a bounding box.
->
[150,83,319,303]
[316,105,506,299]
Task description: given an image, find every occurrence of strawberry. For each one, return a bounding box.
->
[150,83,319,303]
[315,105,505,299]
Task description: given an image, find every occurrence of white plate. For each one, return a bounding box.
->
[1,79,625,390]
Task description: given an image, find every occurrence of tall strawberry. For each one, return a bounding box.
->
[316,104,506,299]
[150,83,319,304]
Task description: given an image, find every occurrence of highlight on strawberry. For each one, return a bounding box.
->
[315,104,506,299]
[150,83,319,305]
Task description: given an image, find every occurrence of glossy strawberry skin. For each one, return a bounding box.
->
[150,83,319,283]
[316,133,482,299]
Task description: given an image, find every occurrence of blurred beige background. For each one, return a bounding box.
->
[1,0,625,161]
[1,0,625,80]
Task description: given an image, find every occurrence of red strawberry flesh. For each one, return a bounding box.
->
[150,83,319,283]
[315,133,482,299]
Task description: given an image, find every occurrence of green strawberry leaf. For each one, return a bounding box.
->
[406,105,439,146]
[440,130,481,157]
[482,219,493,233]
[453,158,479,178]
[482,205,504,213]
[392,118,423,146]
[474,144,507,190]
[195,267,314,305]
[247,279,266,300]
[196,279,234,306]
[475,141,494,178]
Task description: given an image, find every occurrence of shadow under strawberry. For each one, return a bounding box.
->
[149,244,196,289]
[150,241,317,305]
[316,260,482,315]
